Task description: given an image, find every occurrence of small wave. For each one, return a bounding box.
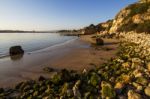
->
[0,37,78,58]
[27,37,78,54]
[0,53,9,58]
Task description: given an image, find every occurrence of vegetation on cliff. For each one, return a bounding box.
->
[109,1,150,34]
[117,2,150,33]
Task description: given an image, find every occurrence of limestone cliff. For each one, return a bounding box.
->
[109,1,150,33]
[82,0,150,34]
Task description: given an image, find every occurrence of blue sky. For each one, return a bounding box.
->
[0,0,137,31]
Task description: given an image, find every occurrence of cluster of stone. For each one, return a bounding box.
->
[0,31,150,98]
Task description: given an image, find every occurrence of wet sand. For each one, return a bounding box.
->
[0,35,119,88]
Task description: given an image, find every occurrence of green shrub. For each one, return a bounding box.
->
[136,20,150,33]
[126,3,150,18]
[118,20,150,33]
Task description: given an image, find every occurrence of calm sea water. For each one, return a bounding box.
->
[0,33,77,57]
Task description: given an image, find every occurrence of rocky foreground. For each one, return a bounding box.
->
[0,32,150,99]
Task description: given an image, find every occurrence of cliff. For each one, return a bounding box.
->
[81,20,113,34]
[109,0,150,33]
[82,0,150,35]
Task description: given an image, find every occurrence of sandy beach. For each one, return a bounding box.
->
[0,35,119,88]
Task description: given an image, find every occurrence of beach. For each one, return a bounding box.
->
[0,35,119,88]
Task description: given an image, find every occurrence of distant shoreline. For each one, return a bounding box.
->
[0,30,57,33]
[0,29,79,33]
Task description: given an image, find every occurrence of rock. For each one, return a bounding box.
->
[131,58,142,69]
[51,73,62,85]
[60,83,69,96]
[45,85,51,94]
[84,92,91,99]
[0,88,4,93]
[33,91,39,97]
[66,89,73,97]
[101,72,109,80]
[144,87,150,97]
[60,69,71,82]
[115,82,124,94]
[39,86,46,92]
[132,58,142,64]
[82,69,87,74]
[118,95,127,99]
[136,77,148,86]
[23,85,31,92]
[119,74,131,84]
[133,69,143,78]
[9,46,24,56]
[115,82,124,89]
[147,62,150,71]
[96,38,104,45]
[15,82,24,90]
[19,82,28,91]
[101,81,116,98]
[127,90,142,99]
[33,84,40,91]
[73,80,81,98]
[132,82,143,91]
[43,96,52,99]
[89,73,101,87]
[38,76,46,81]
[28,89,34,94]
[109,77,115,82]
[122,62,130,68]
[43,67,55,72]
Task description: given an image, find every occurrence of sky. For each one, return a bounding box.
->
[0,0,137,31]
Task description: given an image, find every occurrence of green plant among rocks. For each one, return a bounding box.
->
[101,81,116,98]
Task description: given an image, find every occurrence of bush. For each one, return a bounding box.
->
[136,20,150,33]
[118,2,150,33]
[118,20,150,33]
[126,2,150,18]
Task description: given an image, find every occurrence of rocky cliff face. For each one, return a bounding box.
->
[82,20,113,35]
[109,1,150,33]
[82,1,150,35]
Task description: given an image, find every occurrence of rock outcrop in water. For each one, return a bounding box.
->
[9,46,24,56]
[96,38,104,45]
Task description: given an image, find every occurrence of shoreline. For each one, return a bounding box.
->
[0,35,119,88]
[0,37,78,59]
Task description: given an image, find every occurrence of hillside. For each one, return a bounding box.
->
[82,0,150,34]
[109,0,150,33]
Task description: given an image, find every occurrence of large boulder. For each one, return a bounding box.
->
[96,38,104,45]
[9,46,24,56]
[147,62,150,71]
[128,90,142,99]
[101,81,116,98]
[144,86,150,97]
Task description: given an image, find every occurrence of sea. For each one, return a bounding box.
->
[0,33,77,58]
